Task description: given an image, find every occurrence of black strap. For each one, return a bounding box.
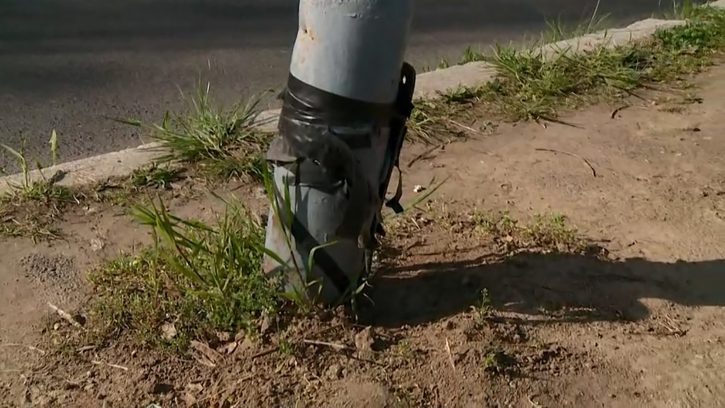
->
[385,165,405,214]
[290,216,351,295]
[380,63,417,215]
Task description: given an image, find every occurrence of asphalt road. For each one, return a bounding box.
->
[0,0,681,171]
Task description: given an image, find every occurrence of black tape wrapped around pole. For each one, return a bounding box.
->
[265,64,416,302]
[269,75,394,240]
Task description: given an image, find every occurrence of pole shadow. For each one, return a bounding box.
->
[360,251,725,328]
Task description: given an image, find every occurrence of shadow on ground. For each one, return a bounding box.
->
[362,252,725,328]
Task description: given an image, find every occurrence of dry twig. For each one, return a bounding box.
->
[0,343,46,355]
[91,360,128,371]
[611,104,630,119]
[407,143,444,168]
[191,341,223,368]
[302,339,350,351]
[535,148,597,177]
[447,119,482,135]
[445,338,456,371]
[250,347,279,360]
[527,395,545,408]
[47,302,83,328]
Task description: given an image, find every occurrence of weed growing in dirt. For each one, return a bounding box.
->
[1,132,72,240]
[441,86,483,104]
[130,163,182,189]
[87,166,363,350]
[278,337,295,357]
[475,288,494,320]
[418,5,725,125]
[0,209,62,241]
[407,100,454,143]
[122,83,271,180]
[407,99,471,143]
[660,0,696,20]
[396,339,414,359]
[453,1,608,67]
[658,6,725,51]
[88,199,281,349]
[482,350,512,374]
[473,212,586,254]
[490,6,725,120]
[543,0,609,43]
[527,214,580,250]
[460,45,486,64]
[474,212,518,236]
[0,133,70,204]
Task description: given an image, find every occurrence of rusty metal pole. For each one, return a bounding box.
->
[263,0,416,304]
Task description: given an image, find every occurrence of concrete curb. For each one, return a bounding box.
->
[2,11,716,193]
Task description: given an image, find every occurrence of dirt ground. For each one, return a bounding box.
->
[1,62,725,407]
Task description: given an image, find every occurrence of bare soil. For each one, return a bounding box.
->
[1,64,725,408]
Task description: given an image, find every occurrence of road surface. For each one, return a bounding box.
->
[0,0,682,171]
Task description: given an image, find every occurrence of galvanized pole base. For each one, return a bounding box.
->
[264,0,415,304]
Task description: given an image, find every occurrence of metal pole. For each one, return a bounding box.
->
[264,0,416,304]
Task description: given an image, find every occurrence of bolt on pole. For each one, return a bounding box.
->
[264,0,416,304]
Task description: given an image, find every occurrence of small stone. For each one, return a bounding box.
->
[413,185,426,193]
[184,382,203,403]
[216,331,232,342]
[325,363,343,380]
[53,323,61,331]
[219,341,238,355]
[90,238,105,252]
[259,313,272,335]
[183,392,198,406]
[355,327,375,353]
[160,322,177,341]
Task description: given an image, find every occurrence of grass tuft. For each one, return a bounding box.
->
[543,0,609,43]
[134,83,271,180]
[473,212,586,254]
[1,132,72,240]
[474,288,494,321]
[487,6,725,121]
[482,350,513,374]
[87,198,280,349]
[130,163,182,189]
[412,4,725,132]
[1,135,70,204]
[460,46,486,64]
